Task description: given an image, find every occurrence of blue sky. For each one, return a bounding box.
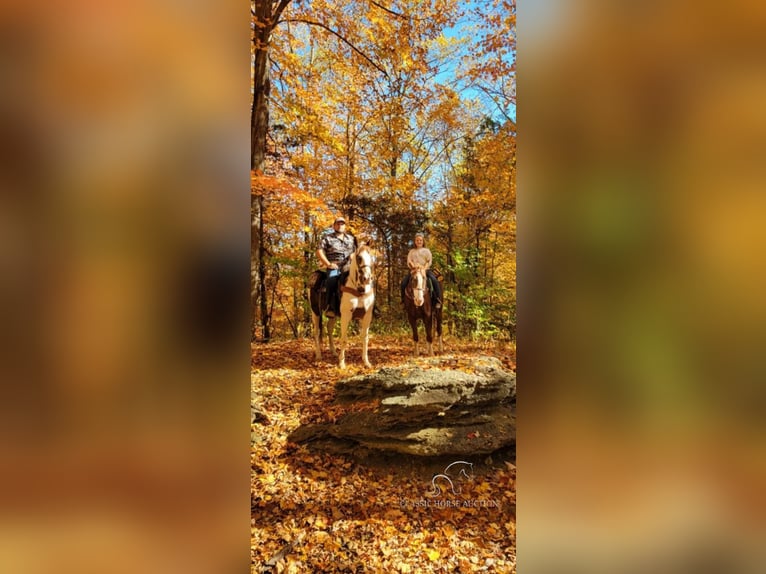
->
[439,9,516,123]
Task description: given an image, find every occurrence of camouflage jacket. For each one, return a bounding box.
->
[319,232,357,266]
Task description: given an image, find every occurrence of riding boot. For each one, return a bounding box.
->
[432,283,442,309]
[326,294,336,317]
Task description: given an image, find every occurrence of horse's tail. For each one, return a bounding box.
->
[309,280,324,337]
[432,299,443,337]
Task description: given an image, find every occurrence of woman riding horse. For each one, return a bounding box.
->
[401,232,442,308]
[403,264,443,356]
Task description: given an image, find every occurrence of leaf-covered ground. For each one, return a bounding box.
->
[252,335,516,573]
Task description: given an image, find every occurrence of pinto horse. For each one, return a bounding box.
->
[337,244,376,368]
[310,244,375,368]
[403,266,443,356]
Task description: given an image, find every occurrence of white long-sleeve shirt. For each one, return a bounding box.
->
[407,247,432,269]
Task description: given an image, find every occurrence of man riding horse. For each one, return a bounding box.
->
[315,215,357,317]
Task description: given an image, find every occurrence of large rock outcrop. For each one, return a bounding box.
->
[288,356,515,457]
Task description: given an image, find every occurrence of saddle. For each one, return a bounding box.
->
[309,269,326,290]
[310,269,349,291]
[413,268,442,297]
[310,269,349,315]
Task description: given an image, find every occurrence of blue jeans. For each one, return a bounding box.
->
[325,268,341,313]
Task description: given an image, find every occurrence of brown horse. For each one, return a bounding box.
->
[309,268,339,361]
[403,266,443,356]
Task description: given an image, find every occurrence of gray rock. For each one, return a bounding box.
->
[288,355,515,457]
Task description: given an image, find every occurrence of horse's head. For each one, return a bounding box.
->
[354,245,374,287]
[410,266,427,307]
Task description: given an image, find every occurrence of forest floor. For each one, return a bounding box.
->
[252,334,516,573]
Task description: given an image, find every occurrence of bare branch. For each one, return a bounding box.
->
[474,84,514,123]
[272,0,293,27]
[367,0,407,19]
[281,18,389,77]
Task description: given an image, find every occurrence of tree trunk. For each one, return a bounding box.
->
[257,195,270,341]
[252,1,274,342]
[446,220,455,284]
[473,230,481,278]
[252,52,269,172]
[384,235,392,308]
[303,210,312,334]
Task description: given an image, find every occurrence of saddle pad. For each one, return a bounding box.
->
[309,270,325,289]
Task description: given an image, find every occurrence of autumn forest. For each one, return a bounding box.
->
[253,1,516,571]
[252,0,515,342]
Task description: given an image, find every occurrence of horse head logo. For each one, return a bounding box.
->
[444,460,474,480]
[428,460,475,497]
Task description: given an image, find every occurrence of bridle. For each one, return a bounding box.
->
[341,247,374,296]
[405,267,427,304]
[355,252,372,283]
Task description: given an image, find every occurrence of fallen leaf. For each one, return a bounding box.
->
[426,549,441,561]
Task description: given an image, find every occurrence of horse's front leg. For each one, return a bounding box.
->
[435,310,444,354]
[360,307,373,368]
[338,313,349,369]
[408,315,420,357]
[327,316,337,357]
[312,312,322,360]
[424,310,434,356]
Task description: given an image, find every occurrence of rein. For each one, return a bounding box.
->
[341,285,367,296]
[405,268,427,302]
[341,249,373,297]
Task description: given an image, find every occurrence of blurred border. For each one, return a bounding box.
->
[0,2,250,573]
[519,0,766,572]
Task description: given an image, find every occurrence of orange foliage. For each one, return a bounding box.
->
[252,336,516,572]
[252,0,516,338]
